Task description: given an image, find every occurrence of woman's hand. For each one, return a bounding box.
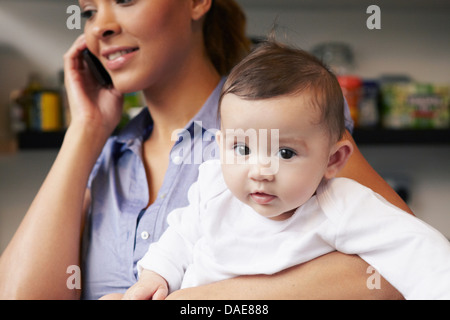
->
[63,34,124,136]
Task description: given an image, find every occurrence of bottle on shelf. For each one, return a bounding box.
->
[312,42,362,127]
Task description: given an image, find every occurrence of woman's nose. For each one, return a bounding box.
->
[91,8,121,39]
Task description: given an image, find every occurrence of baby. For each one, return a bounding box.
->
[121,41,450,300]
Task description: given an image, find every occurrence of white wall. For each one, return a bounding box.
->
[0,0,81,82]
[240,2,450,83]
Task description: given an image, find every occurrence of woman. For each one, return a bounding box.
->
[0,0,408,299]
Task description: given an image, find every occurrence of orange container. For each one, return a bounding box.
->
[338,76,362,127]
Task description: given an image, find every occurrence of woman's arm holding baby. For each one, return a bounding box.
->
[167,252,403,300]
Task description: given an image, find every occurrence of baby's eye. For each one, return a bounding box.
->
[234,144,251,156]
[277,148,296,160]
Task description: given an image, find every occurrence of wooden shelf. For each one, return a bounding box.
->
[17,128,450,149]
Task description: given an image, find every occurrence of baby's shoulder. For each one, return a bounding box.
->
[197,159,228,199]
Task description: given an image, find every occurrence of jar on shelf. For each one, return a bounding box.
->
[359,80,380,127]
[338,75,362,127]
[311,42,355,76]
[312,42,362,126]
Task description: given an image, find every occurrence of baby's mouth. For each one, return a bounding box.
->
[250,192,276,205]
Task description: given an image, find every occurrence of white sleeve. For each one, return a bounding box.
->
[320,178,450,300]
[137,178,203,293]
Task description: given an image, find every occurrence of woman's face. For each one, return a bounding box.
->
[79,0,202,93]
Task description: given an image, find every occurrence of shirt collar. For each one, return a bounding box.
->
[115,77,225,148]
[188,77,225,131]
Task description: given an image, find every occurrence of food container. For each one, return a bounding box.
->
[29,91,62,131]
[359,80,380,127]
[380,83,449,129]
[338,75,362,127]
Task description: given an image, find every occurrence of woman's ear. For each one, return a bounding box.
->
[190,0,213,21]
[324,140,354,180]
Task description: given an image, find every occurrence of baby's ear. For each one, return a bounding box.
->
[324,140,353,180]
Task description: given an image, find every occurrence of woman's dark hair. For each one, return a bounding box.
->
[203,0,251,76]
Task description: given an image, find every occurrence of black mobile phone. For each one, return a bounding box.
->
[82,49,113,87]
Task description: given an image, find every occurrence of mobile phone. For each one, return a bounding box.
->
[82,49,113,87]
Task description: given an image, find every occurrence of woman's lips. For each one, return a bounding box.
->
[250,192,276,205]
[102,47,139,71]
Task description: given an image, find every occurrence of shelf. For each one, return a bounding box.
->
[18,131,65,149]
[353,128,450,145]
[17,128,450,149]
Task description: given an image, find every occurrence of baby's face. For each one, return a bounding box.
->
[218,93,334,221]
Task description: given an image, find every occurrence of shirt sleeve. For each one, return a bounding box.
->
[319,178,450,300]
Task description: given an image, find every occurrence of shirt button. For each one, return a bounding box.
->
[141,231,149,240]
[172,155,183,165]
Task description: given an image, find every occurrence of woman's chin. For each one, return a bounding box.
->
[111,80,144,95]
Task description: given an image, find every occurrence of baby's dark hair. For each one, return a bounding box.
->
[219,40,345,142]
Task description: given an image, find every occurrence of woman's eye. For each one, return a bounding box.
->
[116,0,134,4]
[234,144,251,156]
[277,148,296,160]
[81,10,95,19]
[81,0,134,20]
